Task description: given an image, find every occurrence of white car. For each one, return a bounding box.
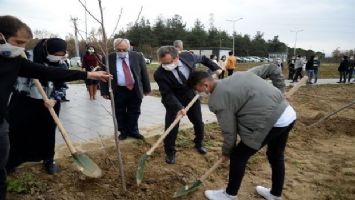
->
[70,57,82,68]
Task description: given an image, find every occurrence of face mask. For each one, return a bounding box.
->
[88,48,94,54]
[116,51,128,58]
[162,63,178,71]
[0,36,25,58]
[47,54,64,62]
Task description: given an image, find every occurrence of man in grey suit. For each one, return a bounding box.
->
[187,71,296,200]
[101,38,151,140]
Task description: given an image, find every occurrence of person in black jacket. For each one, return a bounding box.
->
[0,15,111,200]
[287,56,295,80]
[347,55,354,83]
[337,56,349,83]
[6,38,71,175]
[154,46,221,164]
[305,55,315,84]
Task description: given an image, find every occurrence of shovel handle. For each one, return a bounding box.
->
[147,94,200,155]
[200,158,223,182]
[286,76,308,97]
[33,79,77,154]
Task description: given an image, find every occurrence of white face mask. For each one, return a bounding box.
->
[116,51,128,58]
[88,48,95,54]
[162,63,178,71]
[0,35,25,58]
[47,54,64,62]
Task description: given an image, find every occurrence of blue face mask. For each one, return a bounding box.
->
[116,51,128,58]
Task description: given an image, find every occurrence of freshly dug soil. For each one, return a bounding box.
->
[7,84,355,200]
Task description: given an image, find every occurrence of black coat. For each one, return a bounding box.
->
[100,51,151,99]
[154,52,220,111]
[338,59,349,72]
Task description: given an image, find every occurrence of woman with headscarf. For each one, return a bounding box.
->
[6,38,70,174]
[82,46,101,100]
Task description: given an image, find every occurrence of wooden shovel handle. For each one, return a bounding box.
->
[147,94,200,155]
[286,76,308,97]
[33,79,77,154]
[200,158,223,181]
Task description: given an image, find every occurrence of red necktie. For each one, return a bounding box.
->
[121,58,134,90]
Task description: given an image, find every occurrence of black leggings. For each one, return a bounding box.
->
[226,121,295,197]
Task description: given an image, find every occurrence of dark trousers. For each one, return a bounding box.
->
[226,121,295,197]
[114,87,142,137]
[347,69,354,82]
[288,67,295,80]
[227,69,234,76]
[0,121,9,200]
[293,68,303,81]
[218,70,225,79]
[339,71,347,83]
[6,94,59,171]
[163,99,204,155]
[314,68,319,83]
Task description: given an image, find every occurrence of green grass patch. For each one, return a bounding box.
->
[7,174,37,194]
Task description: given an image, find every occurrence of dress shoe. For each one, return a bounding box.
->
[43,160,60,175]
[165,154,176,164]
[196,146,208,155]
[130,133,144,140]
[118,134,128,140]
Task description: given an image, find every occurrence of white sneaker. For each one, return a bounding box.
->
[204,189,238,200]
[256,186,281,200]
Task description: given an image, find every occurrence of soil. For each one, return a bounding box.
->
[7,84,355,200]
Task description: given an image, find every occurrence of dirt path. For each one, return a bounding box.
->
[7,84,355,200]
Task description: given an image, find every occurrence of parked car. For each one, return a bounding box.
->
[70,57,82,68]
[144,57,151,64]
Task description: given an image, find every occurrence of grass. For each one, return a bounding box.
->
[7,174,37,194]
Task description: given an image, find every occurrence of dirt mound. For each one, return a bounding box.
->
[7,84,355,200]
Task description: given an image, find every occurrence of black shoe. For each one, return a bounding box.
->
[43,160,60,175]
[165,154,176,164]
[336,81,342,83]
[195,146,208,155]
[130,133,144,140]
[118,134,128,140]
[61,98,70,102]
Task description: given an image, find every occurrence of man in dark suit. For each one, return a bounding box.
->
[101,38,151,140]
[154,46,221,164]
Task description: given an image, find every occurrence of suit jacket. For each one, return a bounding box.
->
[154,52,220,112]
[100,51,151,99]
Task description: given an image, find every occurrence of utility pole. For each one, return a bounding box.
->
[71,17,80,58]
[290,29,303,56]
[84,0,88,40]
[226,18,243,55]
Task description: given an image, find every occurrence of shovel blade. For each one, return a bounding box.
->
[136,153,149,185]
[72,152,102,178]
[173,180,203,198]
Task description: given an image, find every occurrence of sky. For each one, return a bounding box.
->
[1,0,355,56]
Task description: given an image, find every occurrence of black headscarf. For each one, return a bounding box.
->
[33,38,67,64]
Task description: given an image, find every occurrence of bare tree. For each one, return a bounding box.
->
[76,0,140,191]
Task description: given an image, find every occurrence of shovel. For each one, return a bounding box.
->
[33,79,102,178]
[173,76,308,198]
[136,94,200,185]
[173,158,223,198]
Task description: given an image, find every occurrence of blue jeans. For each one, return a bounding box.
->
[314,68,319,83]
[307,70,315,83]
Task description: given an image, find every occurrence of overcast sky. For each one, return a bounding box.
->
[1,0,355,55]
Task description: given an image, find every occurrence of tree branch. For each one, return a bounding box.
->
[77,0,102,25]
[108,8,123,40]
[134,6,143,25]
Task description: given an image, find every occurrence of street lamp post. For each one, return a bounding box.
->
[290,29,303,56]
[226,18,243,55]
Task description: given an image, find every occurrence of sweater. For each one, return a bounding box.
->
[208,72,289,154]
